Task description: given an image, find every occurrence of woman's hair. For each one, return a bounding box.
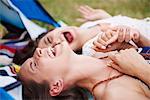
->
[13,32,48,65]
[13,29,83,65]
[15,30,88,100]
[18,71,88,100]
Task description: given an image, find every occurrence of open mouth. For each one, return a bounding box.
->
[47,47,56,57]
[62,32,73,43]
[51,48,56,56]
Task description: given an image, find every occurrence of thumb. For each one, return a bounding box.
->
[108,62,122,72]
[108,51,119,62]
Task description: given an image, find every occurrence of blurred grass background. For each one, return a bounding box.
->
[38,0,150,27]
[0,0,150,33]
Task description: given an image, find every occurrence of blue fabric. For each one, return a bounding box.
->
[0,0,24,29]
[10,0,61,27]
[140,47,150,61]
[3,81,21,91]
[140,47,150,53]
[0,88,14,100]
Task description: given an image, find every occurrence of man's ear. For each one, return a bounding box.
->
[49,79,64,96]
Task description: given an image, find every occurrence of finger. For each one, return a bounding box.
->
[84,5,94,12]
[78,7,89,16]
[97,34,108,46]
[108,52,119,63]
[125,28,131,42]
[76,18,87,22]
[105,30,113,39]
[111,26,118,31]
[92,46,102,51]
[101,32,109,42]
[97,38,107,47]
[79,6,91,14]
[105,34,118,46]
[109,62,122,72]
[93,52,108,59]
[92,45,110,52]
[93,41,106,49]
[118,28,125,42]
[132,30,140,43]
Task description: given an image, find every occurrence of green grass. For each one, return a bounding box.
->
[0,0,150,32]
[38,0,150,27]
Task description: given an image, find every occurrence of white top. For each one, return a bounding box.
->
[81,15,150,57]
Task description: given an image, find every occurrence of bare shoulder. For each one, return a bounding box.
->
[95,75,150,100]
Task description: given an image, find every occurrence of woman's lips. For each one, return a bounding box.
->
[63,32,73,43]
[47,47,55,57]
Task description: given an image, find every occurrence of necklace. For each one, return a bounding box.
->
[92,74,123,95]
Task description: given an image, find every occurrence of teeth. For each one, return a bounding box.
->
[47,47,55,56]
[51,48,55,53]
[47,47,52,52]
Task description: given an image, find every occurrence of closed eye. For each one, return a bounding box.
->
[47,37,52,43]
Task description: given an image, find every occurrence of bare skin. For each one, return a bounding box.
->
[38,26,102,51]
[19,37,150,100]
[93,25,150,50]
[108,48,150,87]
[94,75,150,100]
[77,5,112,22]
[92,24,150,88]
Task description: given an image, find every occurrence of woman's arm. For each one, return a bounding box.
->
[136,34,150,47]
[108,48,150,87]
[93,25,150,49]
[76,5,112,22]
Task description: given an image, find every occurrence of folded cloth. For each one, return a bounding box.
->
[0,63,22,100]
[0,88,14,100]
[0,76,22,100]
[138,47,150,64]
[0,63,20,76]
[0,55,13,65]
[0,45,16,65]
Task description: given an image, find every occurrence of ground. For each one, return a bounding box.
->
[39,0,150,28]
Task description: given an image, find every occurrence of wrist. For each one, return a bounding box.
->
[136,34,150,47]
[135,62,150,79]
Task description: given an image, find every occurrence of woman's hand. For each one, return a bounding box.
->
[93,25,140,50]
[108,48,149,76]
[76,5,111,22]
[108,48,150,87]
